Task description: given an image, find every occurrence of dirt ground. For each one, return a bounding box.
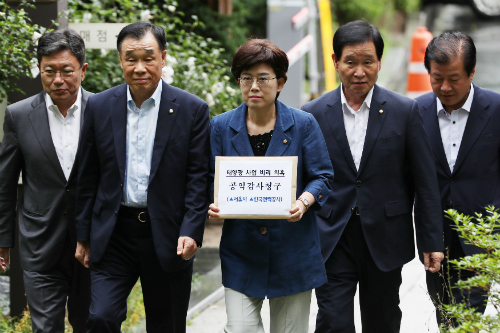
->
[202,221,223,248]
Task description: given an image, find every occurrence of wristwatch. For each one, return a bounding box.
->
[297,197,310,210]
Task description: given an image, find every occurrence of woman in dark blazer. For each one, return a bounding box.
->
[208,39,334,333]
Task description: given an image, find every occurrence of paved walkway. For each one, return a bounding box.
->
[186,257,440,333]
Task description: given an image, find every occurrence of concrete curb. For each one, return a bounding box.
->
[187,286,225,321]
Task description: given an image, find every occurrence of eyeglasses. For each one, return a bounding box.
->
[239,76,277,86]
[41,67,82,79]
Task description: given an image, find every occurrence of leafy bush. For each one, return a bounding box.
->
[439,207,500,332]
[331,0,420,27]
[175,0,266,64]
[68,0,242,116]
[0,0,45,102]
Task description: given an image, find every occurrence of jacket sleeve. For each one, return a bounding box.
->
[178,101,211,246]
[0,107,22,248]
[301,114,334,210]
[407,100,444,253]
[75,97,100,242]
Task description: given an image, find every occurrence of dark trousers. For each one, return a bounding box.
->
[426,228,488,326]
[87,214,193,333]
[315,213,403,333]
[23,237,91,333]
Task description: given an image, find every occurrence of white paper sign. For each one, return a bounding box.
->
[214,156,297,219]
[68,23,129,49]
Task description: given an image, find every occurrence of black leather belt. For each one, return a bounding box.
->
[118,205,150,222]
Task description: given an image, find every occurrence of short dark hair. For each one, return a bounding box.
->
[333,20,384,61]
[231,39,288,99]
[117,22,167,53]
[424,32,476,76]
[37,29,86,66]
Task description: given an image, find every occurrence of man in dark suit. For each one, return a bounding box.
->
[0,29,91,332]
[75,22,210,332]
[301,20,444,332]
[416,31,500,322]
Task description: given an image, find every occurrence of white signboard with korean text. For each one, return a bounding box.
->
[214,156,298,219]
[68,23,129,49]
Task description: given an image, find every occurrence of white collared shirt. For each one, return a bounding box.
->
[341,84,374,170]
[437,84,474,172]
[45,88,82,180]
[122,82,162,207]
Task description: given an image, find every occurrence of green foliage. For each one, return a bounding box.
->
[0,308,33,333]
[68,0,242,116]
[439,207,500,332]
[331,0,420,26]
[0,0,45,102]
[176,0,266,64]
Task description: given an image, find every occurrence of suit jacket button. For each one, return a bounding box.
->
[283,139,287,144]
[120,184,123,188]
[66,189,70,192]
[450,179,455,184]
[260,227,267,235]
[356,180,362,187]
[318,194,323,201]
[351,207,354,213]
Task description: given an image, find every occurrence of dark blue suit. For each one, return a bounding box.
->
[76,81,210,332]
[416,84,500,318]
[302,84,443,332]
[209,101,333,299]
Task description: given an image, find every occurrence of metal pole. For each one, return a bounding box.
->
[306,0,319,99]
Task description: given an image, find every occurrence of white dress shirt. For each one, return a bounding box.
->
[45,88,82,180]
[341,84,374,170]
[122,82,162,207]
[437,84,474,172]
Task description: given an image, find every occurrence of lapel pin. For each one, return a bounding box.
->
[169,109,174,113]
[379,109,384,114]
[283,139,287,144]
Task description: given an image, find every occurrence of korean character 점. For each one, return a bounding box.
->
[266,182,272,190]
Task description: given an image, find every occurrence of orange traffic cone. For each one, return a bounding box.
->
[406,27,433,99]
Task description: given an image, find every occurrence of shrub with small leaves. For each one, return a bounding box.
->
[0,0,46,102]
[438,207,500,333]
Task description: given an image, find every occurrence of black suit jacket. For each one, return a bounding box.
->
[75,81,210,272]
[302,84,444,272]
[0,89,91,271]
[416,84,500,256]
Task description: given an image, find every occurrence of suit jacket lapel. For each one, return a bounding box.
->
[453,85,490,174]
[421,97,451,176]
[110,85,128,182]
[266,101,292,156]
[325,88,357,173]
[229,104,254,156]
[28,92,66,183]
[149,81,180,183]
[79,88,90,127]
[358,85,387,175]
